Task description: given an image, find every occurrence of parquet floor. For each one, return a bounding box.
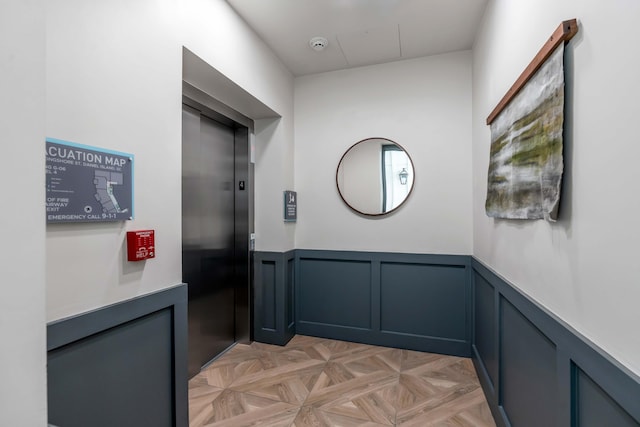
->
[189,335,495,427]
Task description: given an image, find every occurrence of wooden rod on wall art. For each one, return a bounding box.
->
[486,19,579,125]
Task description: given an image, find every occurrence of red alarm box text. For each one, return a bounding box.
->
[127,230,155,261]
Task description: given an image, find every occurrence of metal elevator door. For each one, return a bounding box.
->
[182,103,249,377]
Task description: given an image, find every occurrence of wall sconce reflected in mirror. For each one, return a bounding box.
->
[399,168,409,185]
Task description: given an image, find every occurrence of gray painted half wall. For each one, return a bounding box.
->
[253,250,296,345]
[47,284,188,427]
[295,250,472,355]
[45,251,640,426]
[472,258,640,427]
[254,250,472,356]
[255,250,640,426]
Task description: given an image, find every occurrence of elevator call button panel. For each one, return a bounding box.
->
[127,230,155,261]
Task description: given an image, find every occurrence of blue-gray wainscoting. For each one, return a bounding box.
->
[254,249,473,357]
[47,284,188,427]
[253,250,640,426]
[472,259,640,427]
[253,250,296,345]
[295,250,472,356]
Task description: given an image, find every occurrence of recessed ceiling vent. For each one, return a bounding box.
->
[309,36,329,51]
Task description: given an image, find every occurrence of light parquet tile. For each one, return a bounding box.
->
[396,387,490,427]
[202,390,298,427]
[336,347,402,376]
[396,384,485,425]
[293,406,391,427]
[318,384,397,425]
[400,350,444,372]
[231,359,326,388]
[305,367,397,409]
[189,335,495,427]
[189,384,225,409]
[395,373,442,411]
[230,361,326,405]
[189,376,226,427]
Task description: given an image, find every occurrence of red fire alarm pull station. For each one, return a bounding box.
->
[127,230,155,261]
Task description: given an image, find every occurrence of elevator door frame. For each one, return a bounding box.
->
[182,90,253,376]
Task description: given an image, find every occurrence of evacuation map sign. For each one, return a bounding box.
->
[46,138,134,223]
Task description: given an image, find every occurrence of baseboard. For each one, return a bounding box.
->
[472,258,640,427]
[47,284,188,427]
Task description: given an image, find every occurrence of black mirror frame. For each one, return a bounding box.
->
[336,137,415,217]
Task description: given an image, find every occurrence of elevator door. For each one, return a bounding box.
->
[182,104,242,377]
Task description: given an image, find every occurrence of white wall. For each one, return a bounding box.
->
[180,0,296,253]
[46,0,294,321]
[295,52,473,254]
[0,1,47,425]
[254,116,296,252]
[473,1,640,376]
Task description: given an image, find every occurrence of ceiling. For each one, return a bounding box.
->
[226,0,488,76]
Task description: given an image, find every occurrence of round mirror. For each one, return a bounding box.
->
[336,138,415,216]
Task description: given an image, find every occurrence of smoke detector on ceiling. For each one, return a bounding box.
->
[309,37,329,51]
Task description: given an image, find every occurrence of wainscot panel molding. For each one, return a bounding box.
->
[47,284,188,427]
[295,250,473,357]
[252,251,640,426]
[472,258,640,427]
[253,251,296,345]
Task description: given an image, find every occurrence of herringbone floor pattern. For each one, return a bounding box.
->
[189,335,495,427]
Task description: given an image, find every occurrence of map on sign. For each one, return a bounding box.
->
[46,138,134,223]
[94,170,128,214]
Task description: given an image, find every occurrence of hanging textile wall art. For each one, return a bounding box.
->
[485,44,565,221]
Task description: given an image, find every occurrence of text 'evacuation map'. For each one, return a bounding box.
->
[46,138,133,223]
